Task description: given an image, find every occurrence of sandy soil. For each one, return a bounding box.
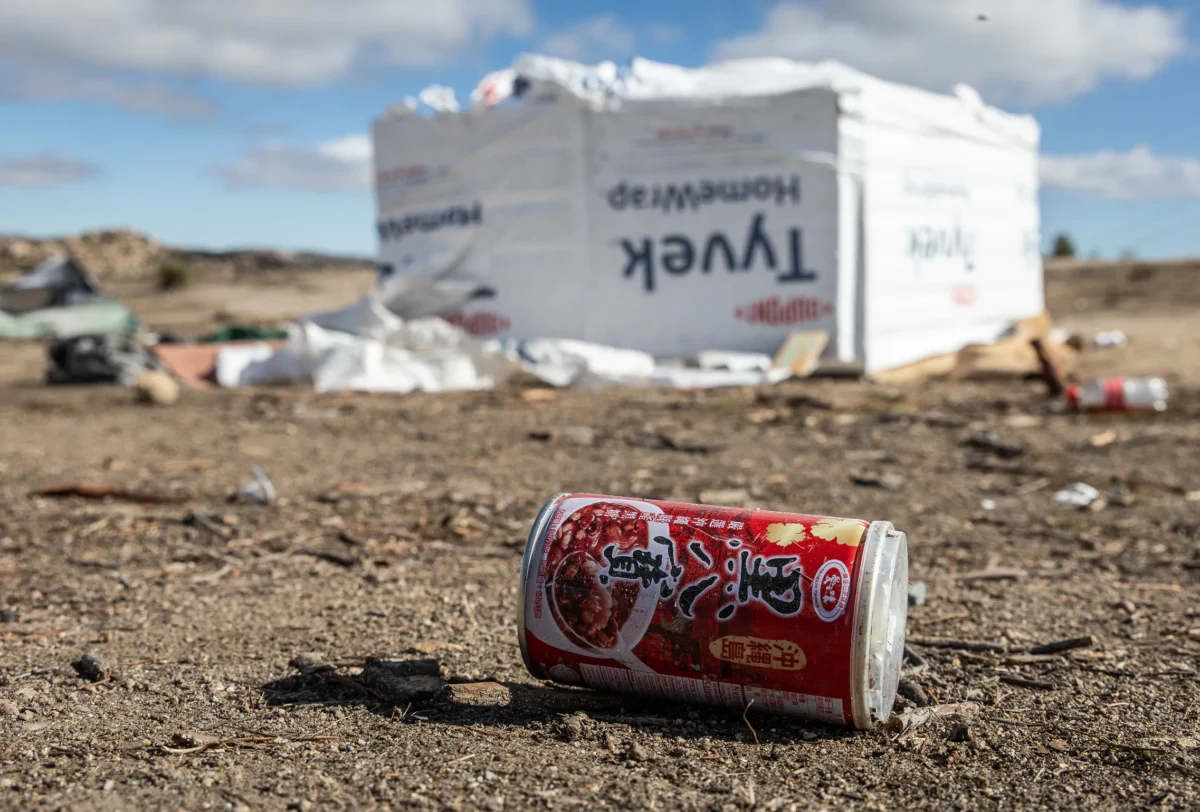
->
[1,261,1199,810]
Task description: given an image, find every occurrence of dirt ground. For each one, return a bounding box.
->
[2,261,1199,810]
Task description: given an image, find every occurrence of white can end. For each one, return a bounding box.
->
[850,522,909,729]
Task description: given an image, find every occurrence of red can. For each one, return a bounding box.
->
[518,494,909,728]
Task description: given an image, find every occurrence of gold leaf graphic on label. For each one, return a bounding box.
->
[811,518,866,547]
[765,522,807,546]
[709,636,806,670]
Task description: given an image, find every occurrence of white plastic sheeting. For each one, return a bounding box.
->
[375,53,1043,374]
[216,297,791,393]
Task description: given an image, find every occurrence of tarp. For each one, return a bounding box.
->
[1,253,102,314]
[0,253,138,339]
[216,296,790,393]
[374,54,1044,374]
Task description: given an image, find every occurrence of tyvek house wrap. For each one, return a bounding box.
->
[372,54,1042,373]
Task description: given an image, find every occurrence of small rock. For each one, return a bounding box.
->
[132,371,179,406]
[980,499,997,511]
[1004,414,1042,429]
[358,658,443,704]
[72,653,105,682]
[1108,486,1135,507]
[625,740,653,762]
[530,427,595,445]
[445,681,511,707]
[907,582,927,607]
[964,433,1025,459]
[520,388,557,402]
[851,472,906,491]
[1088,430,1117,448]
[288,652,332,676]
[555,712,593,742]
[947,723,974,743]
[924,412,967,429]
[1047,739,1070,753]
[897,678,930,707]
[0,609,18,623]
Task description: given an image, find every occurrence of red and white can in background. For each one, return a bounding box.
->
[1066,377,1169,412]
[518,494,909,729]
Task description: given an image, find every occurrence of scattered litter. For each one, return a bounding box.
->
[235,466,275,505]
[71,653,105,682]
[964,433,1025,459]
[907,582,927,607]
[31,483,185,504]
[46,334,157,384]
[1093,330,1127,349]
[1067,377,1168,412]
[132,370,179,406]
[1088,430,1117,448]
[1047,739,1071,753]
[696,350,773,373]
[1055,482,1100,509]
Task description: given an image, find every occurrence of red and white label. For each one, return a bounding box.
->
[523,494,869,725]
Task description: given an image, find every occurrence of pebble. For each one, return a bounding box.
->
[908,582,927,607]
[72,653,104,682]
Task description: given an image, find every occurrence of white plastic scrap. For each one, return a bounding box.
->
[1093,330,1128,349]
[1054,482,1100,508]
[237,466,276,505]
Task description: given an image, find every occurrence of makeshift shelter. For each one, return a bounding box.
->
[372,55,1043,373]
[0,253,137,339]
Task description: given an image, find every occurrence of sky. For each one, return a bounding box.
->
[1,0,1198,260]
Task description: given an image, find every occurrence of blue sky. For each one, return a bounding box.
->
[1,0,1198,259]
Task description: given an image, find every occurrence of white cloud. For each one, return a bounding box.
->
[541,16,636,61]
[1041,147,1200,199]
[0,154,100,188]
[711,0,1186,105]
[0,0,534,87]
[209,134,371,192]
[1,69,217,119]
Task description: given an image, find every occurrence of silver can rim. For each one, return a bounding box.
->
[516,492,570,679]
[849,520,908,729]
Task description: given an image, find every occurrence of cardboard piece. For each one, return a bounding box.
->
[772,330,830,377]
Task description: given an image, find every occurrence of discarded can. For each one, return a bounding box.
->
[1066,377,1168,412]
[518,494,909,728]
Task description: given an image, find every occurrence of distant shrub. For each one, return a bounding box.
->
[158,259,190,290]
[1051,233,1076,258]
